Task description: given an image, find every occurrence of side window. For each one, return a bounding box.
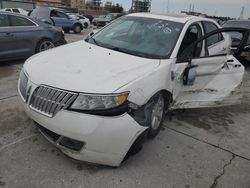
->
[5,9,11,12]
[57,12,68,18]
[9,15,35,26]
[51,10,68,18]
[178,24,203,58]
[12,9,20,13]
[203,22,224,47]
[0,14,10,27]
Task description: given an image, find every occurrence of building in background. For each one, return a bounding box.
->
[104,0,112,11]
[71,0,85,9]
[130,0,151,13]
[86,0,102,10]
[31,0,72,7]
[0,0,36,10]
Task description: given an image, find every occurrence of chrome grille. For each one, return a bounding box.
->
[29,86,78,117]
[19,70,28,101]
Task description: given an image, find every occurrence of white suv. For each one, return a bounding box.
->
[18,13,249,166]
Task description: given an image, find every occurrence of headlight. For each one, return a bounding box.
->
[70,93,129,111]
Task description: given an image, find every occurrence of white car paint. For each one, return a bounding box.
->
[68,14,90,28]
[1,8,28,15]
[18,13,245,166]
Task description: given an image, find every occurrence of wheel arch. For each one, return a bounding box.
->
[35,37,54,53]
[74,22,83,30]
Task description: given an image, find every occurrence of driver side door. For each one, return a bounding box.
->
[172,28,249,109]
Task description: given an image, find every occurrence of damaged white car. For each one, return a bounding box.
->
[18,13,250,166]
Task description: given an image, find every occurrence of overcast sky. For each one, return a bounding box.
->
[109,0,250,18]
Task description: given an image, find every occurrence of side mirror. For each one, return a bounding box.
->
[183,65,197,86]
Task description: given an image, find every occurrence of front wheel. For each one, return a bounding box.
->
[73,24,82,34]
[147,93,166,138]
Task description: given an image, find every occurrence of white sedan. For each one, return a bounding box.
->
[18,13,249,166]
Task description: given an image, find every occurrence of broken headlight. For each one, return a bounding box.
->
[70,93,129,111]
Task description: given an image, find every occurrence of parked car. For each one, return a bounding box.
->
[92,13,123,27]
[83,14,94,23]
[30,7,83,33]
[0,8,28,15]
[0,12,66,61]
[67,14,90,28]
[18,13,249,166]
[223,20,250,62]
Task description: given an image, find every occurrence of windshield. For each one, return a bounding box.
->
[87,16,183,59]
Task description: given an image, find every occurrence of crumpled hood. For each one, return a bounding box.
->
[24,41,160,93]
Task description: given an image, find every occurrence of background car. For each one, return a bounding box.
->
[0,8,28,15]
[83,14,94,23]
[30,7,83,33]
[0,11,66,61]
[67,14,90,28]
[223,20,250,62]
[92,13,123,27]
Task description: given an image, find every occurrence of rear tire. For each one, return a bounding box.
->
[73,24,82,34]
[36,39,55,53]
[84,22,88,28]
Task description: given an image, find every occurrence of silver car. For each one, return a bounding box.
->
[0,11,66,61]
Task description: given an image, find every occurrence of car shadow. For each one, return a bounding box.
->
[0,59,26,67]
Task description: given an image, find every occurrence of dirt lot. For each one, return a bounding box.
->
[1,30,250,188]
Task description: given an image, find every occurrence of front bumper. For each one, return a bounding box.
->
[54,39,67,46]
[19,82,146,166]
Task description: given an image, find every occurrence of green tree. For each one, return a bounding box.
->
[110,3,124,13]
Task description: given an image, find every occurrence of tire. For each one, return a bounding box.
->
[147,93,166,138]
[36,39,55,53]
[83,22,88,28]
[73,24,82,34]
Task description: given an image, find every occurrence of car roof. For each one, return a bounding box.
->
[127,13,208,23]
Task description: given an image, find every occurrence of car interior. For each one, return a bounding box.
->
[178,24,203,58]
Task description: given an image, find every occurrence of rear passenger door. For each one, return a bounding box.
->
[202,21,229,55]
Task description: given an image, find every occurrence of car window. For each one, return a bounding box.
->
[0,14,10,27]
[178,24,203,58]
[9,15,35,26]
[203,21,224,47]
[12,9,20,13]
[5,9,11,12]
[51,10,68,18]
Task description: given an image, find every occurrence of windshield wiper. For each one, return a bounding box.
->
[111,47,136,56]
[111,47,161,59]
[86,36,100,46]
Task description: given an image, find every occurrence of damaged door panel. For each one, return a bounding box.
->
[172,28,250,109]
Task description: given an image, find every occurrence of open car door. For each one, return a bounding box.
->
[172,28,250,109]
